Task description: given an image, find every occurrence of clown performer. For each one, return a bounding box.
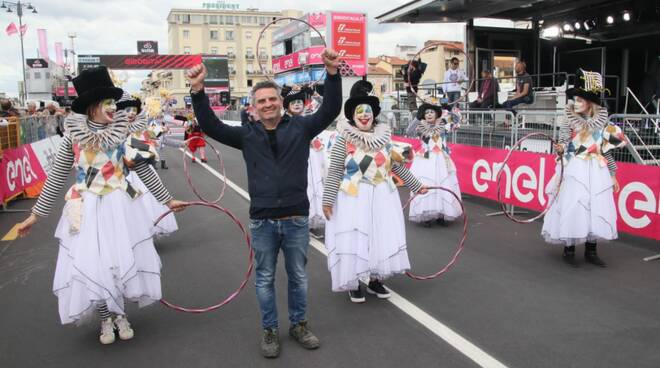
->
[322,80,427,303]
[407,103,463,227]
[542,69,626,267]
[283,87,327,233]
[16,66,187,344]
[183,115,208,163]
[117,91,179,236]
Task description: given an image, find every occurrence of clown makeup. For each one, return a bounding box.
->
[288,99,304,115]
[124,106,138,122]
[424,109,438,123]
[92,99,117,124]
[353,104,374,131]
[573,96,591,115]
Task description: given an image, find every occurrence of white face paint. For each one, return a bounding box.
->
[93,99,117,124]
[353,104,374,131]
[288,99,304,115]
[124,106,138,122]
[424,109,438,123]
[574,96,589,114]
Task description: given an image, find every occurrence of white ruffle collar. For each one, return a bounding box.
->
[65,111,129,150]
[338,119,391,151]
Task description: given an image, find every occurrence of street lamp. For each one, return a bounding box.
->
[2,1,38,104]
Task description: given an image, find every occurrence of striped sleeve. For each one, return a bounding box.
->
[558,116,571,145]
[603,150,617,175]
[133,161,173,204]
[32,136,74,217]
[391,163,423,193]
[322,135,347,208]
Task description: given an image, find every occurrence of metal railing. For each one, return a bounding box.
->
[609,114,660,166]
[1,115,63,150]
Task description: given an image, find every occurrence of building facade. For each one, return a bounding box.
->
[167,5,303,108]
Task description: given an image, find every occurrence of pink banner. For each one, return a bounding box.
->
[0,144,47,202]
[330,12,368,77]
[54,42,64,65]
[5,22,17,36]
[37,28,49,60]
[272,46,324,74]
[446,143,660,240]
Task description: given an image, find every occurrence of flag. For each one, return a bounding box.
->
[20,24,27,35]
[37,29,49,60]
[5,22,17,36]
[55,42,64,66]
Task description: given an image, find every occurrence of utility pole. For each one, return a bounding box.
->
[1,1,38,104]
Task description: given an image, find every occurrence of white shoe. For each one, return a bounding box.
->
[114,315,135,341]
[99,317,116,345]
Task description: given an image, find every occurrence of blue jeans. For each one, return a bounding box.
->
[446,91,461,104]
[249,216,310,329]
[501,95,533,109]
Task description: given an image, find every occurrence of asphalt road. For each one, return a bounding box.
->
[1,143,659,368]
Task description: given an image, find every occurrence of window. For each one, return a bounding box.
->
[210,30,218,40]
[246,47,254,57]
[247,63,254,73]
[225,31,234,40]
[209,15,218,24]
[247,79,253,87]
[45,72,50,79]
[183,30,190,39]
[183,46,191,55]
[211,47,218,54]
[182,14,190,23]
[218,15,225,25]
[226,16,234,25]
[245,31,252,39]
[34,71,41,79]
[227,47,234,56]
[259,17,266,25]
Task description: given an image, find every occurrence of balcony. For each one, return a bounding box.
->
[258,54,269,61]
[227,53,235,59]
[245,54,255,60]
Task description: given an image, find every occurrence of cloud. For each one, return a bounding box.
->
[0,0,464,98]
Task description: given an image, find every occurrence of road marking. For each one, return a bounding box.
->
[2,224,21,242]
[180,148,509,368]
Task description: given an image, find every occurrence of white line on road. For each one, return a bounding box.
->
[180,148,509,368]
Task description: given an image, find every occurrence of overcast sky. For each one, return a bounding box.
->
[0,0,465,98]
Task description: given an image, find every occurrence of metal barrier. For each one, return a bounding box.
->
[609,114,660,166]
[452,110,515,149]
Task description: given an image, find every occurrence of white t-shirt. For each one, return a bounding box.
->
[443,68,467,93]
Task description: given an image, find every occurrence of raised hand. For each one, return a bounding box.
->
[321,48,340,75]
[185,64,208,93]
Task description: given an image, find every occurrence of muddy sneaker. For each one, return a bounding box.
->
[289,321,320,350]
[367,279,391,299]
[261,328,280,358]
[99,317,116,345]
[114,315,134,341]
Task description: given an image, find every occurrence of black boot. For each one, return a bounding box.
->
[160,159,168,170]
[422,220,434,228]
[584,242,607,267]
[562,246,578,267]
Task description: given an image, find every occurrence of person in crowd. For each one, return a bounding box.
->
[542,69,626,268]
[443,57,467,104]
[408,103,462,227]
[501,61,534,109]
[322,80,427,303]
[186,48,341,359]
[0,98,20,117]
[15,66,186,345]
[403,59,426,112]
[26,102,38,116]
[469,69,499,108]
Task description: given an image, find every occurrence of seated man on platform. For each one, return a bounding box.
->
[469,69,499,108]
[501,61,533,109]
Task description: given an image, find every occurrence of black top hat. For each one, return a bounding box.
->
[416,103,443,121]
[283,90,306,109]
[344,80,381,121]
[567,69,607,105]
[116,91,142,114]
[71,66,123,114]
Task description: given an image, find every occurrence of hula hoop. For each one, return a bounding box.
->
[402,186,468,280]
[156,201,254,313]
[407,42,475,108]
[256,17,327,88]
[496,132,564,223]
[182,136,227,204]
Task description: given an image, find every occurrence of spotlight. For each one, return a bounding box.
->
[0,2,5,9]
[563,23,572,32]
[622,11,630,21]
[542,26,560,38]
[583,21,590,30]
[606,15,614,24]
[574,22,581,30]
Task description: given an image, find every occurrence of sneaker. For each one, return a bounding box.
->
[289,321,320,350]
[348,288,365,303]
[367,280,391,299]
[99,317,116,345]
[191,157,197,163]
[114,315,134,341]
[261,328,280,358]
[201,158,208,163]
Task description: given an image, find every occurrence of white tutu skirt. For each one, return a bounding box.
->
[53,190,163,325]
[324,182,410,292]
[307,149,326,229]
[126,169,178,236]
[541,158,618,246]
[408,152,462,222]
